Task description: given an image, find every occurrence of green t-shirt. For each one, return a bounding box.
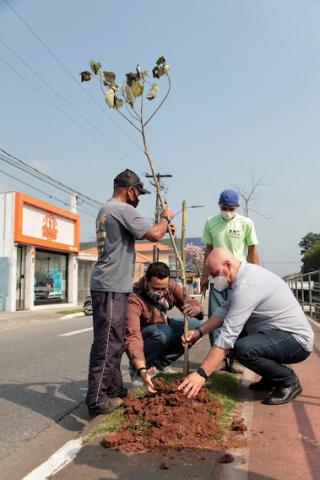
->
[202,213,258,269]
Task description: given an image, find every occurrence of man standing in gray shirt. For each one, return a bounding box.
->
[87,169,175,416]
[179,248,314,405]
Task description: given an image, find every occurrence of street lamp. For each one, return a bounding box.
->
[172,205,204,219]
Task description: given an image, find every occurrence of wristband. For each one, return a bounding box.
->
[137,367,147,377]
[195,327,203,338]
[161,215,172,224]
[197,367,208,380]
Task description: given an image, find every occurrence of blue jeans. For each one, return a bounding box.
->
[142,317,202,368]
[233,329,310,386]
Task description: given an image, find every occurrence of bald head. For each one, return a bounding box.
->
[206,248,241,282]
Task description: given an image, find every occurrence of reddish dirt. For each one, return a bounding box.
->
[102,378,247,453]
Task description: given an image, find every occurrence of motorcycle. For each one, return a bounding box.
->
[83,295,93,316]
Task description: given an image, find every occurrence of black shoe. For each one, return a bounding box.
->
[261,379,302,405]
[87,397,123,417]
[109,386,128,399]
[249,378,275,391]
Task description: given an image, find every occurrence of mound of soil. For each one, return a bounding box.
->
[102,378,246,453]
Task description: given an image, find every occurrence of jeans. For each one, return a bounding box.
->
[233,329,310,386]
[141,317,202,368]
[86,291,129,407]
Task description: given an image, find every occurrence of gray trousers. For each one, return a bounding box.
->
[86,291,129,407]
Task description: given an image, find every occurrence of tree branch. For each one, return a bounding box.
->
[144,74,171,127]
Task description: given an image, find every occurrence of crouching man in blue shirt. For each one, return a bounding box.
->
[179,247,314,405]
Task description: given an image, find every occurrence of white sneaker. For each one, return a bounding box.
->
[160,365,178,374]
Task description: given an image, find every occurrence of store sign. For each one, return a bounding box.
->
[14,192,80,252]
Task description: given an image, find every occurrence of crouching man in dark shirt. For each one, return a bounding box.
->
[125,262,204,392]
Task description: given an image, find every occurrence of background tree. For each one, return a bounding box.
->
[299,232,320,256]
[301,241,320,273]
[234,172,272,219]
[186,243,205,276]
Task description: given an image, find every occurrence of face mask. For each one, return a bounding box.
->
[220,210,236,221]
[147,287,169,310]
[127,191,139,208]
[212,269,230,292]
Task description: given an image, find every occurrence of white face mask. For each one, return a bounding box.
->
[220,210,236,221]
[212,269,230,292]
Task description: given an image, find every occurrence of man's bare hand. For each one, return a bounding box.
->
[178,372,206,398]
[181,329,200,347]
[183,303,202,318]
[161,206,174,219]
[141,369,157,394]
[168,223,176,236]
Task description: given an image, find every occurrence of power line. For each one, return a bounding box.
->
[3,0,144,155]
[2,0,171,177]
[0,147,102,209]
[0,167,96,219]
[0,55,146,173]
[0,34,146,171]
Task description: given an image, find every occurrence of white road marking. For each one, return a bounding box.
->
[22,438,83,480]
[58,327,93,337]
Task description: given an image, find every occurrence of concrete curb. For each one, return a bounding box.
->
[59,312,86,320]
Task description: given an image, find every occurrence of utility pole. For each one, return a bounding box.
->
[145,173,173,262]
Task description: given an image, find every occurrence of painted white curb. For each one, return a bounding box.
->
[59,312,86,320]
[22,438,83,480]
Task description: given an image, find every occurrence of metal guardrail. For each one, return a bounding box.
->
[285,270,320,319]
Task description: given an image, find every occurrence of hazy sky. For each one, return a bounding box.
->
[1,0,319,276]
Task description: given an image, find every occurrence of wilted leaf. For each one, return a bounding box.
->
[152,66,160,79]
[105,88,115,108]
[126,72,139,85]
[156,56,166,66]
[89,60,102,75]
[146,83,159,100]
[114,96,124,110]
[125,85,135,106]
[141,69,149,79]
[103,71,116,86]
[131,79,143,97]
[80,71,92,82]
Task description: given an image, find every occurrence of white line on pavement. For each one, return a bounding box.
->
[58,327,93,337]
[22,438,83,480]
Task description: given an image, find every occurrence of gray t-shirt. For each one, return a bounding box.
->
[214,263,314,352]
[90,198,152,293]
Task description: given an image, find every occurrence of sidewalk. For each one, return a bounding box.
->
[47,319,320,480]
[0,306,83,331]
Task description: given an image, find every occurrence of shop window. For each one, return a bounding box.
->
[34,250,68,305]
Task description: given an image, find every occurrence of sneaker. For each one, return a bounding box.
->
[261,379,302,405]
[88,397,123,417]
[159,365,178,374]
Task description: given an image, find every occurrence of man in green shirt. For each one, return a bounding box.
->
[200,189,260,372]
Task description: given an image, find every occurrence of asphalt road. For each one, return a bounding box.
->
[0,314,130,466]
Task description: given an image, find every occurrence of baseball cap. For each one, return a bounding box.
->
[113,169,150,194]
[218,189,239,206]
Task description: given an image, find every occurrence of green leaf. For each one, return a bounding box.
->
[89,60,102,75]
[156,56,166,66]
[141,69,149,79]
[131,79,143,97]
[80,71,92,82]
[103,71,116,86]
[146,83,159,100]
[114,96,124,110]
[105,87,115,108]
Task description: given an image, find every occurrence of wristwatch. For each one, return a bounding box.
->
[137,367,147,377]
[195,326,204,338]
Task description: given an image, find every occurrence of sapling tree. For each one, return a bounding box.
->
[81,57,190,373]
